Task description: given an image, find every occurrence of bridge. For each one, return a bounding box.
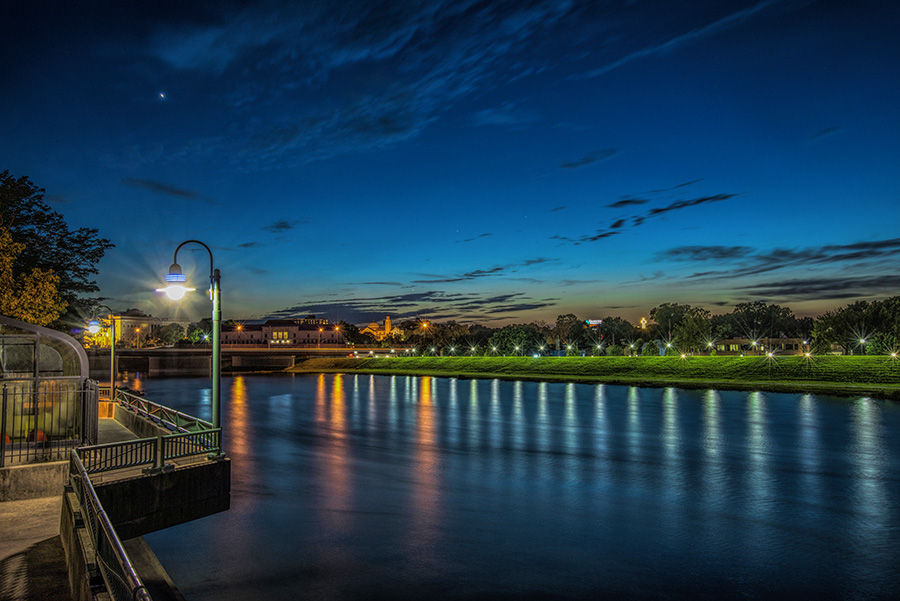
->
[88,346,413,377]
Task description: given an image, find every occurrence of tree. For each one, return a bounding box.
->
[0,171,114,318]
[186,318,213,343]
[488,324,542,355]
[156,323,185,345]
[554,314,584,350]
[336,320,367,345]
[673,307,711,353]
[598,316,636,346]
[649,303,694,338]
[0,228,68,325]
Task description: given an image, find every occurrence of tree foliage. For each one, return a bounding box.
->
[812,298,900,355]
[488,324,542,355]
[156,323,185,345]
[0,171,114,314]
[0,228,67,325]
[554,314,584,348]
[673,306,711,353]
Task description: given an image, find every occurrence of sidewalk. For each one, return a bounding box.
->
[0,419,187,600]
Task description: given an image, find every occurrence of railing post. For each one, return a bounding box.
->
[1,385,7,468]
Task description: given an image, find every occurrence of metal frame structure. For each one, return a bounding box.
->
[1,316,98,466]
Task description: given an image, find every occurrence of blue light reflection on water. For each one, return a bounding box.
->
[141,374,900,600]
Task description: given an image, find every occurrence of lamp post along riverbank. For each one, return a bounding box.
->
[156,240,223,450]
[87,304,116,400]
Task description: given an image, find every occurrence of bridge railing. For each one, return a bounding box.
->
[113,389,214,433]
[78,437,157,474]
[68,390,226,600]
[69,451,152,601]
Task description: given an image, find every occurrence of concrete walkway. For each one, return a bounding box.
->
[0,419,187,600]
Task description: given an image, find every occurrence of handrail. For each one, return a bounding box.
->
[114,389,215,433]
[69,451,152,601]
[78,437,158,474]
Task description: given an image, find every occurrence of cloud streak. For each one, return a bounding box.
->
[559,149,618,169]
[122,178,214,203]
[555,190,736,244]
[411,257,558,283]
[269,289,558,323]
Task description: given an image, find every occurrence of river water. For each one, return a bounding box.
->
[137,374,900,600]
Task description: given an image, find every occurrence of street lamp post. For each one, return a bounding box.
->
[88,304,116,400]
[156,240,222,438]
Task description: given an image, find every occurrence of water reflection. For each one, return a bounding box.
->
[409,377,439,560]
[317,373,351,531]
[139,375,900,601]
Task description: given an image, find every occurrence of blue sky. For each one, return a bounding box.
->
[2,0,898,325]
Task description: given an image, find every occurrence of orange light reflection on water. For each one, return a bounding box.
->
[410,376,439,555]
[317,374,351,530]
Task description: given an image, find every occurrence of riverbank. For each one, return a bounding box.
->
[287,355,900,400]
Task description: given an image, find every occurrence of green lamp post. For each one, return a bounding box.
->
[156,240,222,436]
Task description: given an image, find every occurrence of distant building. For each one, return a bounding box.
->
[83,309,191,348]
[360,316,401,342]
[713,338,810,355]
[222,318,344,347]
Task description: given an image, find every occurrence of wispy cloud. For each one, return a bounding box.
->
[473,102,539,127]
[659,245,753,261]
[809,126,843,141]
[666,239,900,289]
[262,219,307,233]
[555,190,736,244]
[129,1,810,171]
[559,149,618,169]
[606,198,649,209]
[576,0,806,79]
[459,233,493,243]
[739,274,900,301]
[412,257,557,283]
[122,178,214,203]
[269,289,558,323]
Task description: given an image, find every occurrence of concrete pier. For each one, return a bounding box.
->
[0,417,221,600]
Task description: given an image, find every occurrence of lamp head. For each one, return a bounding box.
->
[156,262,195,300]
[87,319,101,334]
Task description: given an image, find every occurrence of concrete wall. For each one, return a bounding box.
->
[59,487,103,601]
[0,461,68,502]
[113,406,172,440]
[94,459,231,539]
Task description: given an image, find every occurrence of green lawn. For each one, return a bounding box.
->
[288,355,900,399]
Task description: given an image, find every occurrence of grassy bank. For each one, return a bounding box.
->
[288,355,900,400]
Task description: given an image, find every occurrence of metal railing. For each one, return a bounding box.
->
[67,391,225,600]
[114,389,214,432]
[1,379,98,468]
[69,451,151,601]
[78,438,158,474]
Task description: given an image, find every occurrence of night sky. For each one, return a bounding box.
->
[2,0,898,325]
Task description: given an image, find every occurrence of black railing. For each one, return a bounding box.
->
[1,379,97,468]
[115,389,214,433]
[78,438,158,474]
[67,390,225,600]
[69,452,152,601]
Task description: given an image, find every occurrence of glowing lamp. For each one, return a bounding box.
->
[87,319,101,334]
[156,262,195,300]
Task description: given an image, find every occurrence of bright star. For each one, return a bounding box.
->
[159,92,166,100]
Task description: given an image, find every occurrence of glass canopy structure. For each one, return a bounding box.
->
[1,316,98,466]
